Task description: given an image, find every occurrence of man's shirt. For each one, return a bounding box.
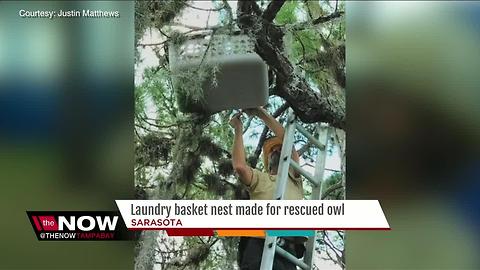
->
[248,168,303,200]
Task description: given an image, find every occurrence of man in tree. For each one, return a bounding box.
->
[230,107,305,270]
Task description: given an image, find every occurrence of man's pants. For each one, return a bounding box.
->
[238,237,302,270]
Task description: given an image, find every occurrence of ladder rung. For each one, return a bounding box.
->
[295,124,325,150]
[275,245,310,270]
[290,160,319,186]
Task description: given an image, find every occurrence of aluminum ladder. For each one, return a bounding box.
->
[259,109,331,270]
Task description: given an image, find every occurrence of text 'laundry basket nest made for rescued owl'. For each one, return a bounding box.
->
[169,32,268,114]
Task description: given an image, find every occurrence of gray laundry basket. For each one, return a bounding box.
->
[169,33,269,113]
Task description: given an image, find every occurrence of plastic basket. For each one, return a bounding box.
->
[169,33,268,113]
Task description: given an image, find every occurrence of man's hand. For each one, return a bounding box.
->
[229,112,243,130]
[230,111,253,186]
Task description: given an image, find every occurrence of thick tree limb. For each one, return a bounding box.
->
[262,0,286,22]
[237,1,261,19]
[237,1,346,129]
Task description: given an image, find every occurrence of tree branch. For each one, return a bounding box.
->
[288,11,344,31]
[184,2,226,12]
[298,141,312,156]
[237,2,346,129]
[237,0,261,18]
[303,43,345,88]
[313,11,344,25]
[262,0,286,22]
[321,181,345,199]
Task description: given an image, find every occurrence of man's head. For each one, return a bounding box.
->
[263,137,283,175]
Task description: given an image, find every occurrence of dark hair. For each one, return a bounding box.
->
[268,149,281,174]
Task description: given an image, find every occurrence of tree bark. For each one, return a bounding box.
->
[237,1,346,129]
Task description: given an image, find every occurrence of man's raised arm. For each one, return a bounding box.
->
[246,107,301,174]
[248,107,285,139]
[230,113,253,186]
